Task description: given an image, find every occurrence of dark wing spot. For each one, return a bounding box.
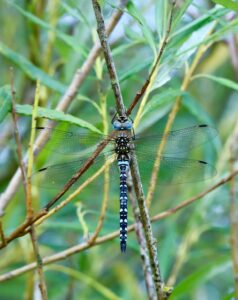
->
[198,160,207,164]
[198,124,208,128]
[38,167,48,172]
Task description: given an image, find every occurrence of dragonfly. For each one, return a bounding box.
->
[35,116,217,252]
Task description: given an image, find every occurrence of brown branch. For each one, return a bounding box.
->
[126,0,176,116]
[128,181,157,300]
[146,28,214,207]
[0,0,128,216]
[1,170,237,283]
[29,226,48,299]
[130,156,164,298]
[43,136,112,211]
[229,123,238,299]
[27,81,48,299]
[91,1,166,297]
[92,0,126,116]
[0,220,6,247]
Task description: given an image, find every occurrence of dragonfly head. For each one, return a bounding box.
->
[113,115,133,131]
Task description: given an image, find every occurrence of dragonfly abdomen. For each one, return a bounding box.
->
[118,158,129,252]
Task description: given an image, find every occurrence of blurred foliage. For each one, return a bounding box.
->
[0,0,238,299]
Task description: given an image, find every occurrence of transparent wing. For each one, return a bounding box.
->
[36,126,113,155]
[133,124,217,155]
[136,154,216,186]
[33,152,117,190]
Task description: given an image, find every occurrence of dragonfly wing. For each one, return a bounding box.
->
[136,154,216,185]
[133,124,217,155]
[36,126,112,155]
[33,152,117,190]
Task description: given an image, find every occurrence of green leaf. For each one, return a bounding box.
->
[170,6,228,49]
[142,89,182,118]
[193,74,238,91]
[172,0,193,29]
[9,1,88,57]
[212,0,238,11]
[126,1,157,56]
[15,104,102,134]
[152,21,216,90]
[170,256,231,299]
[119,58,151,83]
[182,92,215,125]
[0,85,12,123]
[137,89,181,133]
[0,42,67,93]
[155,0,168,39]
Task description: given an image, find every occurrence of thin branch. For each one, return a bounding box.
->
[229,122,238,299]
[128,180,157,300]
[92,0,126,116]
[43,136,112,211]
[29,226,48,299]
[91,1,165,297]
[0,220,6,247]
[130,156,165,298]
[0,0,128,216]
[27,81,48,300]
[1,170,237,283]
[0,163,109,249]
[126,0,176,117]
[87,92,110,246]
[146,26,215,207]
[32,164,108,228]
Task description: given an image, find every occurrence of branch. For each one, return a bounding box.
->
[128,181,157,300]
[229,122,238,299]
[126,0,176,116]
[27,81,48,299]
[91,0,164,297]
[92,0,126,116]
[146,25,215,207]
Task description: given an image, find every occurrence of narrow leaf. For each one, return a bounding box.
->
[170,256,231,298]
[212,0,238,11]
[0,85,12,123]
[0,42,67,93]
[15,104,102,134]
[9,2,88,57]
[193,74,238,91]
[126,2,157,56]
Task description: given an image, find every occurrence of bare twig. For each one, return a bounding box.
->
[27,81,48,300]
[43,135,112,211]
[128,180,157,300]
[29,226,48,299]
[0,220,6,246]
[146,26,215,207]
[229,122,238,299]
[91,1,165,297]
[92,0,126,116]
[0,163,110,249]
[130,156,164,298]
[0,0,128,216]
[87,92,110,246]
[1,170,237,283]
[126,0,176,117]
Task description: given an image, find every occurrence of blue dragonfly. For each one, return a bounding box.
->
[35,116,217,252]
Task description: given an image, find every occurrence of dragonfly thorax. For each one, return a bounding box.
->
[115,133,131,156]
